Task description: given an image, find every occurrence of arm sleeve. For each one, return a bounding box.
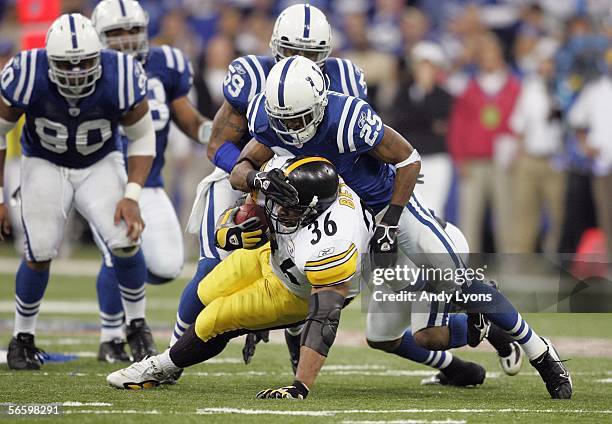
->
[223,57,260,114]
[301,240,358,288]
[339,98,385,154]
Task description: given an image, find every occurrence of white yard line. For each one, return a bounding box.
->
[197,407,612,416]
[342,420,466,424]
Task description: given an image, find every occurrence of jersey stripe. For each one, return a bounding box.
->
[236,56,258,102]
[117,52,125,110]
[172,47,185,73]
[304,242,356,268]
[341,60,355,96]
[336,97,355,153]
[347,99,367,152]
[126,55,135,106]
[243,56,262,98]
[335,58,349,95]
[304,243,356,271]
[13,52,27,104]
[249,55,267,90]
[22,49,38,105]
[303,4,311,38]
[247,92,265,133]
[162,45,175,69]
[277,56,295,108]
[305,245,358,287]
[345,60,359,97]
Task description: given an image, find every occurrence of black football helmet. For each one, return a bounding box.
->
[265,156,339,234]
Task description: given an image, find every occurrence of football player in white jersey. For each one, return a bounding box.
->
[0,14,156,369]
[90,0,211,363]
[107,156,372,399]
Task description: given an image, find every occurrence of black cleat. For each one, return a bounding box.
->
[97,338,131,363]
[421,359,486,387]
[530,338,572,399]
[284,326,303,375]
[7,333,47,370]
[467,313,490,347]
[126,319,157,362]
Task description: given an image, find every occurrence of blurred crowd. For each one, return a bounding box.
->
[0,0,611,259]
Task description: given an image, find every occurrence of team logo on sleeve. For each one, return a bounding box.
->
[233,63,246,75]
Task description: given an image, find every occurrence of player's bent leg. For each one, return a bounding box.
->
[139,188,184,284]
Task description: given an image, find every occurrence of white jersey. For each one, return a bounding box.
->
[257,156,375,299]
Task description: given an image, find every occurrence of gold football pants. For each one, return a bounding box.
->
[195,243,309,341]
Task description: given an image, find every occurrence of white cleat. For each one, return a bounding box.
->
[498,341,523,376]
[106,355,170,389]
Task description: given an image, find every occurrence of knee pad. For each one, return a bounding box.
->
[301,291,344,357]
[111,245,140,258]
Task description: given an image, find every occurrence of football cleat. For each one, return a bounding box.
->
[498,341,523,376]
[530,338,572,399]
[7,333,48,370]
[107,355,170,389]
[467,313,490,347]
[421,360,486,387]
[97,338,131,363]
[126,318,157,362]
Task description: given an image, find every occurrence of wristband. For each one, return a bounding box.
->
[124,182,142,202]
[0,187,4,204]
[213,141,241,173]
[382,204,403,226]
[197,121,213,145]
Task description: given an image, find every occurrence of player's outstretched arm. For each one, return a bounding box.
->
[256,283,350,399]
[170,96,211,145]
[0,100,21,241]
[368,125,421,267]
[205,101,249,172]
[117,100,156,241]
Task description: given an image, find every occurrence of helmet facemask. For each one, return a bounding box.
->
[265,195,319,235]
[48,52,102,99]
[266,97,327,146]
[101,26,149,62]
[271,37,331,67]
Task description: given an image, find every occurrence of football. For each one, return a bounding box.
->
[234,202,268,228]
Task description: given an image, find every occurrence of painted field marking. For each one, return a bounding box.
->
[595,378,612,383]
[196,408,612,416]
[65,409,161,415]
[342,420,467,424]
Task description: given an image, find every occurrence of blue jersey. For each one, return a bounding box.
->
[223,55,368,115]
[127,45,193,187]
[247,91,394,213]
[0,49,146,169]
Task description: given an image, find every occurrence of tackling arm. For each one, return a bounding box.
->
[169,96,211,145]
[206,100,250,171]
[229,138,275,191]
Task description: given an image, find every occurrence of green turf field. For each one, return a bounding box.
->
[1,268,611,423]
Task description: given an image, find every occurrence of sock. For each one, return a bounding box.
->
[170,258,219,346]
[157,348,181,374]
[96,262,125,342]
[392,329,453,370]
[459,281,547,360]
[14,260,49,336]
[112,249,147,324]
[486,323,513,357]
[448,314,468,348]
[169,324,230,368]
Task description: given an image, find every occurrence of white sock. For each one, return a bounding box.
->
[118,284,146,323]
[13,297,41,336]
[100,311,125,342]
[158,348,181,373]
[507,314,547,360]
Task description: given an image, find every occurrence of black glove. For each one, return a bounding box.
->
[256,380,309,399]
[247,168,298,207]
[215,207,268,250]
[370,204,403,268]
[242,330,270,364]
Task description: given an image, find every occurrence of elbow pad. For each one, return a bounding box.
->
[0,116,18,150]
[124,112,156,157]
[300,290,345,357]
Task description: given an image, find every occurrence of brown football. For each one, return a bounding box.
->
[234,202,268,228]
